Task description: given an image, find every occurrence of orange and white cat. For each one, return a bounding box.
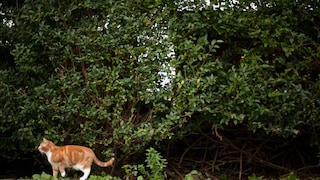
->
[38,138,115,180]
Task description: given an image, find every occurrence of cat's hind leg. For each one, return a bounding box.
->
[80,167,91,180]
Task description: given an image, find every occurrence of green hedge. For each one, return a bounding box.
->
[1,0,319,167]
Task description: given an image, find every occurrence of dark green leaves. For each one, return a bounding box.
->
[1,0,320,165]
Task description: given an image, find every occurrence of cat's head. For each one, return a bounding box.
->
[38,138,55,154]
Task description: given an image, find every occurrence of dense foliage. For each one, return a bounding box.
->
[1,0,320,177]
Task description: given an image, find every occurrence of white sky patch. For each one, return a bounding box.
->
[159,44,176,87]
[2,18,14,27]
[1,5,14,28]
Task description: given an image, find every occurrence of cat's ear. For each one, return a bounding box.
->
[43,137,47,142]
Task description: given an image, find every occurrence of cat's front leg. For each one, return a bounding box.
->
[52,166,59,177]
[58,164,66,177]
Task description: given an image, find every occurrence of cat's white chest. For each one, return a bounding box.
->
[45,151,58,167]
[45,151,52,162]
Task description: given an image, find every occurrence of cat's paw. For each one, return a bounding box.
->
[61,172,66,177]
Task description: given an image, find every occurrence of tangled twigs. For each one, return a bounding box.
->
[212,125,223,141]
[178,136,206,166]
[222,135,291,172]
[212,146,219,174]
[166,125,320,179]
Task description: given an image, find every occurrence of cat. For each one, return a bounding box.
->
[38,138,115,180]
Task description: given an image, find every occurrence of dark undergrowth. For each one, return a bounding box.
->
[1,125,319,179]
[164,125,320,179]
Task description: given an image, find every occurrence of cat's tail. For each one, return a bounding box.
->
[93,157,115,167]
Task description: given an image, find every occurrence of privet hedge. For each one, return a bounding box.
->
[1,0,320,170]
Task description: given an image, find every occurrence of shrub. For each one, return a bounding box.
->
[1,0,319,177]
[123,147,167,179]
